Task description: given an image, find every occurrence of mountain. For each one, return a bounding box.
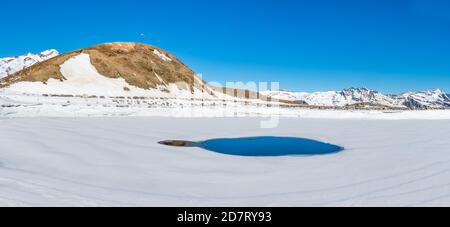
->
[0,50,59,79]
[397,89,450,110]
[0,42,270,103]
[261,88,397,107]
[1,43,449,111]
[1,43,197,94]
[262,88,450,110]
[0,43,224,98]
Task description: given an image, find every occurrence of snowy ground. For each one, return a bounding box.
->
[1,117,450,207]
[2,90,450,119]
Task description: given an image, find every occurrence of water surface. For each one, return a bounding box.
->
[159,136,343,157]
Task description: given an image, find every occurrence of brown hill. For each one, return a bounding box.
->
[0,42,292,104]
[0,42,198,90]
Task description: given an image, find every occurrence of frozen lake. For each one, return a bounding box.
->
[0,117,450,206]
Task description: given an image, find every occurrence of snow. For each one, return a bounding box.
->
[2,51,450,206]
[3,87,450,119]
[0,117,450,206]
[1,54,450,207]
[262,88,450,109]
[154,72,168,86]
[399,89,450,109]
[1,53,450,119]
[153,49,172,62]
[0,49,59,78]
[261,89,399,107]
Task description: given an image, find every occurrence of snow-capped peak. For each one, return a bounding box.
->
[38,49,59,59]
[262,87,450,110]
[0,49,59,78]
[398,89,450,110]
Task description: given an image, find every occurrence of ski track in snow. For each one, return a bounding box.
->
[1,117,450,206]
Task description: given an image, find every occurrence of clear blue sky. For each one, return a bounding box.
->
[1,0,450,93]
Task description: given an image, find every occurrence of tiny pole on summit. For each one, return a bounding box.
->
[140,33,146,42]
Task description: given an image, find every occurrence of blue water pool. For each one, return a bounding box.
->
[159,136,343,157]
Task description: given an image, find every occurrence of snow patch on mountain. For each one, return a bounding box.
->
[153,49,172,62]
[0,50,59,78]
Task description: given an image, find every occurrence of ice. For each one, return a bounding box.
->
[0,117,449,206]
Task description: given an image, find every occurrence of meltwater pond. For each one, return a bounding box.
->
[159,137,343,157]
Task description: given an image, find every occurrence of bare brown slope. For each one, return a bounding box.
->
[0,42,197,90]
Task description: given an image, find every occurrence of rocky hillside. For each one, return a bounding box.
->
[0,43,199,91]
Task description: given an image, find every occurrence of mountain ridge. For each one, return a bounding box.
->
[0,49,59,79]
[262,88,450,110]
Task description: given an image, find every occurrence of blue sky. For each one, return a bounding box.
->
[1,0,450,93]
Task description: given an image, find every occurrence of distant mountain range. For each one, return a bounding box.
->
[0,50,59,78]
[261,88,450,110]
